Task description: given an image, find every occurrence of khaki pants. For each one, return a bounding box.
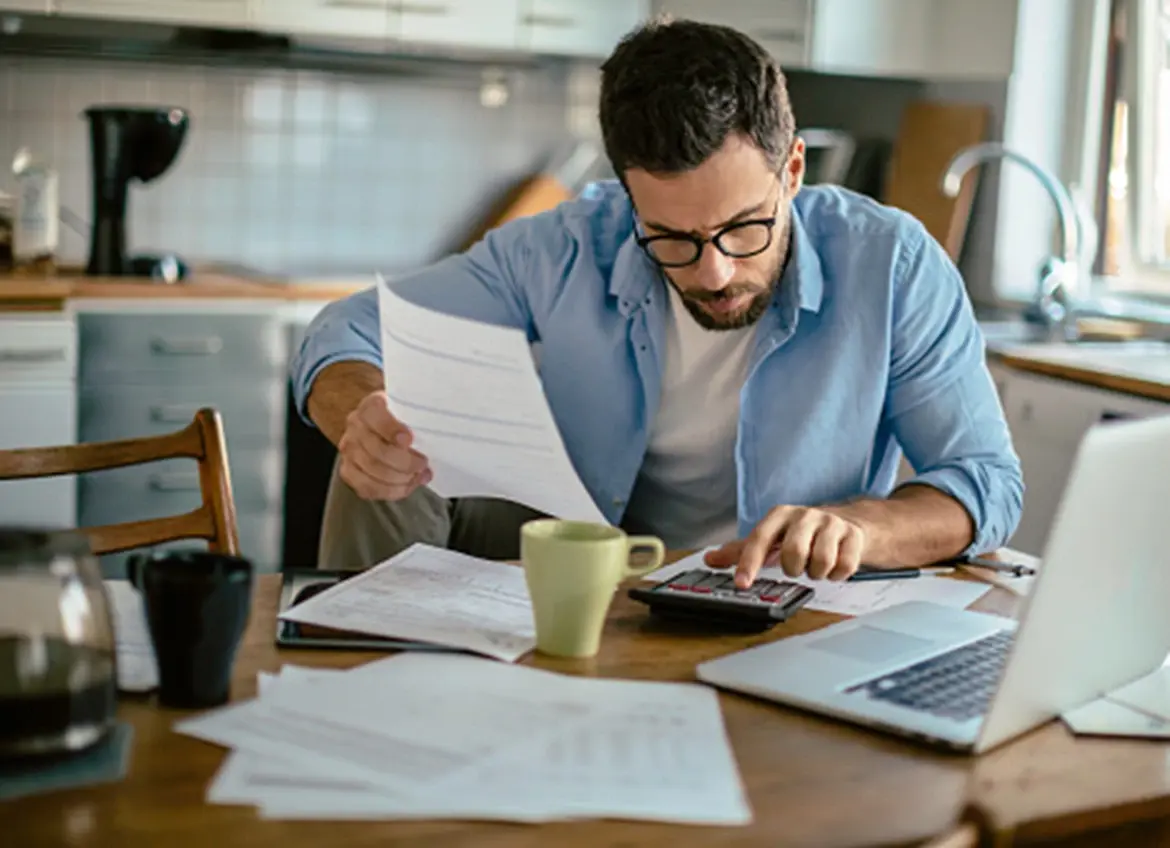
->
[317,459,547,570]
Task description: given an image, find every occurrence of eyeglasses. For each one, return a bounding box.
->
[635,196,782,269]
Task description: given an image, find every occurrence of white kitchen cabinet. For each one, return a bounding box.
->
[999,368,1169,556]
[52,0,251,28]
[809,0,932,78]
[0,2,50,13]
[653,0,811,66]
[396,0,520,51]
[0,315,78,530]
[518,0,648,58]
[253,0,393,42]
[653,0,1018,80]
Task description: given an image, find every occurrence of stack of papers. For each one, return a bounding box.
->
[279,544,537,662]
[643,549,992,617]
[177,654,753,825]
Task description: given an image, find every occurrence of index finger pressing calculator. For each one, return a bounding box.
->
[628,569,816,632]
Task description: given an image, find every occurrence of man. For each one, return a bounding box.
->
[291,17,1023,588]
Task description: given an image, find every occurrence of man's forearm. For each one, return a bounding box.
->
[826,484,975,567]
[305,361,383,448]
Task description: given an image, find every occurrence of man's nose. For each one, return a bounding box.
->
[693,244,736,291]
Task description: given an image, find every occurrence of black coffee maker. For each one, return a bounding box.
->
[85,106,189,279]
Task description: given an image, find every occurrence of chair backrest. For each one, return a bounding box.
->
[0,407,239,557]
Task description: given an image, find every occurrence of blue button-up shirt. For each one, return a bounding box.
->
[291,182,1023,555]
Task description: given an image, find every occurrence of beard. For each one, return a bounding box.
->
[666,217,791,331]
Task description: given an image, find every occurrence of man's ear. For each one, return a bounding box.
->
[784,138,806,195]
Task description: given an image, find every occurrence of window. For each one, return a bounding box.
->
[1097,0,1170,294]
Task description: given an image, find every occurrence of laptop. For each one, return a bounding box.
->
[696,414,1170,754]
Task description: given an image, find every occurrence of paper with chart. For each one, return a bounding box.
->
[103,579,158,692]
[376,277,606,524]
[181,654,751,825]
[278,544,536,662]
[643,549,991,616]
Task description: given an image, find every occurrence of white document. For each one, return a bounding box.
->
[103,579,158,692]
[1062,661,1170,739]
[177,653,615,797]
[643,548,990,616]
[376,277,605,524]
[277,543,535,662]
[199,657,750,825]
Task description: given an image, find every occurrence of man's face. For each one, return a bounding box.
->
[625,134,806,330]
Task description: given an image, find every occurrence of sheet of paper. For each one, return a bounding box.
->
[205,659,750,825]
[376,277,605,524]
[1062,664,1170,738]
[103,579,158,692]
[177,653,617,798]
[643,548,991,616]
[278,543,535,662]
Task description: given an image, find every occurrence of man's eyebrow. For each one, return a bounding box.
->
[642,196,772,235]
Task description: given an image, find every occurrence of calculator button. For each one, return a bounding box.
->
[666,571,705,589]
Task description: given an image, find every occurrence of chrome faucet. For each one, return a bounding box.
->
[941,142,1090,340]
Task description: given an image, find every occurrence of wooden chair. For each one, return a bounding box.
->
[0,407,239,557]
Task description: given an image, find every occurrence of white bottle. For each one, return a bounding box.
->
[13,147,59,265]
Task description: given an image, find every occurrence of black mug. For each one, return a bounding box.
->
[128,550,253,709]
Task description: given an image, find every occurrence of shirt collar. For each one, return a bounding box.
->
[779,202,825,314]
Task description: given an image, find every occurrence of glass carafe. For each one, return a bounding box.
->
[0,528,117,759]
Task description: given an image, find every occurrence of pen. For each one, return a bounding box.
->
[955,555,1037,577]
[848,565,956,582]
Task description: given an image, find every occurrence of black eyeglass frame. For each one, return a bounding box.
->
[634,195,783,269]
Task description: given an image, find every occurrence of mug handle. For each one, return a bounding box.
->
[622,536,666,578]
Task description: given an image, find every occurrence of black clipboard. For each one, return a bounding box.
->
[276,568,459,653]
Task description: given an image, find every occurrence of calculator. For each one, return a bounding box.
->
[628,569,816,632]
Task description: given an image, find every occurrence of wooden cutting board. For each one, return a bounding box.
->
[884,100,990,261]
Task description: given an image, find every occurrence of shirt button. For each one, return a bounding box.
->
[612,498,626,507]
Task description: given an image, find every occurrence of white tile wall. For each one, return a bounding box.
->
[0,55,574,275]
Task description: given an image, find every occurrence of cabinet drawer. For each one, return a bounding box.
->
[79,314,286,385]
[0,316,77,385]
[78,448,284,524]
[96,511,283,579]
[79,383,285,448]
[1003,371,1170,448]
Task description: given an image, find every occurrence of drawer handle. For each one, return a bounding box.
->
[149,337,224,356]
[148,473,201,493]
[0,348,68,364]
[750,27,805,44]
[398,1,450,15]
[150,404,201,424]
[323,0,392,8]
[522,12,576,28]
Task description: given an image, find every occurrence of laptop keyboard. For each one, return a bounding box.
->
[845,630,1015,722]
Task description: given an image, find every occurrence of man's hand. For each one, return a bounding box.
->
[705,506,869,588]
[337,391,432,501]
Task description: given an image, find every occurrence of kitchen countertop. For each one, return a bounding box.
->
[985,329,1170,403]
[0,271,371,306]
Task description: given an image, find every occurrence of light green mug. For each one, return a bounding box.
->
[520,519,666,658]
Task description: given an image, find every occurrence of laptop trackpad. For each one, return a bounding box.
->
[807,625,934,664]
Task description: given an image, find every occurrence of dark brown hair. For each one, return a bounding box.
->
[599,16,797,176]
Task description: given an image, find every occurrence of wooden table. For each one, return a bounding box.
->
[8,567,1170,847]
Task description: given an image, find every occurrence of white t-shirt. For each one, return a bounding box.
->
[623,284,759,550]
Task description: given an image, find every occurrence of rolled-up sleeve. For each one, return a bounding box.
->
[885,224,1024,554]
[289,215,544,423]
